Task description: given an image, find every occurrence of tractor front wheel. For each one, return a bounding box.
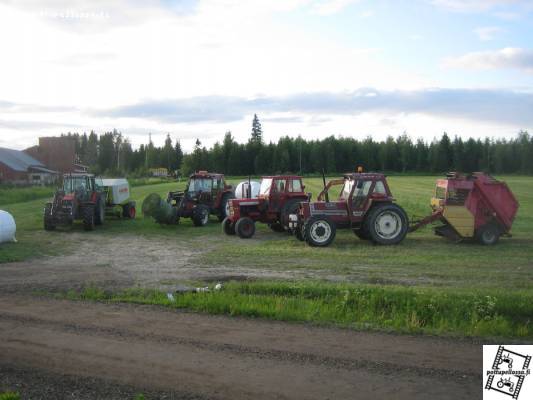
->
[44,203,56,231]
[476,224,500,245]
[192,205,210,226]
[304,216,336,247]
[235,217,256,239]
[366,204,408,245]
[83,206,95,231]
[222,217,236,235]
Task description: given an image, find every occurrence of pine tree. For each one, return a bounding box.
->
[251,114,263,144]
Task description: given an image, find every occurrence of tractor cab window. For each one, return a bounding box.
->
[189,178,212,193]
[288,179,302,192]
[63,177,87,193]
[339,179,354,200]
[274,179,286,193]
[374,181,386,195]
[94,177,104,191]
[352,180,372,208]
[259,178,272,196]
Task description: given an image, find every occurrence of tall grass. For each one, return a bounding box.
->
[63,281,533,339]
[0,186,53,206]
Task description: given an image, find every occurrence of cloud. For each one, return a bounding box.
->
[310,0,359,15]
[431,0,520,13]
[95,88,533,126]
[444,48,533,73]
[474,26,503,41]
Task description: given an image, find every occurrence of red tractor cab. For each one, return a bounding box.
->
[166,171,235,226]
[222,175,310,238]
[290,172,408,247]
[44,173,106,231]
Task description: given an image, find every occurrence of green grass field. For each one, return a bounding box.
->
[1,176,532,338]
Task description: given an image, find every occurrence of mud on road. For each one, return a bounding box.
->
[0,295,482,399]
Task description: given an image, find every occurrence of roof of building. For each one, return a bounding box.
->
[0,147,47,172]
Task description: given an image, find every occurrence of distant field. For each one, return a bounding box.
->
[1,175,532,338]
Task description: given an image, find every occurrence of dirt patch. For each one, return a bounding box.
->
[0,295,482,400]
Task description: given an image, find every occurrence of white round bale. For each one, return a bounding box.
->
[0,210,17,244]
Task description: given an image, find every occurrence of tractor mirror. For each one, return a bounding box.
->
[302,185,306,190]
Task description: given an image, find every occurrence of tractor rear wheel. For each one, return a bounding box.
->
[44,203,56,231]
[366,203,408,245]
[280,199,301,229]
[304,216,336,247]
[83,206,95,231]
[192,205,210,226]
[222,217,236,235]
[218,193,235,222]
[354,227,370,240]
[235,217,256,239]
[476,223,500,245]
[95,199,105,225]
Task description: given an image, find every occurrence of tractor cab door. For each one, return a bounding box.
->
[348,179,374,223]
[198,178,213,204]
[212,177,223,205]
[269,178,286,211]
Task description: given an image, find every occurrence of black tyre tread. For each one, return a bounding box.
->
[222,217,236,235]
[365,203,408,245]
[192,205,210,226]
[280,199,303,228]
[83,206,95,231]
[475,223,500,245]
[304,215,336,247]
[235,217,256,239]
[269,222,285,232]
[95,197,105,225]
[44,203,55,231]
[218,193,235,222]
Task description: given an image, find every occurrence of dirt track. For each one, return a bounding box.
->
[0,294,482,399]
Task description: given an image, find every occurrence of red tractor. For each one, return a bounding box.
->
[165,171,235,226]
[44,173,106,231]
[289,172,408,247]
[222,175,310,238]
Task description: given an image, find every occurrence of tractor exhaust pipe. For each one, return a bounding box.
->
[322,169,329,202]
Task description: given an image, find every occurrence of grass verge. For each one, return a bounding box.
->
[57,281,532,339]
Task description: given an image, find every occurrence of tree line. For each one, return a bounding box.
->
[64,115,533,176]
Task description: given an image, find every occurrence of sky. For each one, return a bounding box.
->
[0,0,532,151]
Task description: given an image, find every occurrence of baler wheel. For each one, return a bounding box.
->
[235,217,256,239]
[123,203,136,219]
[476,224,500,245]
[304,216,336,247]
[83,206,95,231]
[222,217,236,235]
[366,204,408,245]
[192,205,210,226]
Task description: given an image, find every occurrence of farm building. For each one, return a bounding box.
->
[25,136,88,174]
[0,147,58,185]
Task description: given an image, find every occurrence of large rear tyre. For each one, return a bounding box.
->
[366,204,408,245]
[304,216,336,247]
[83,206,95,231]
[44,203,56,231]
[235,217,256,239]
[354,228,370,240]
[269,222,285,232]
[95,199,105,225]
[476,224,500,245]
[294,225,305,241]
[218,193,235,222]
[222,217,236,235]
[280,199,302,229]
[192,205,210,226]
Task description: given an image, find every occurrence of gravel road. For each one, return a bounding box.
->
[0,294,482,399]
